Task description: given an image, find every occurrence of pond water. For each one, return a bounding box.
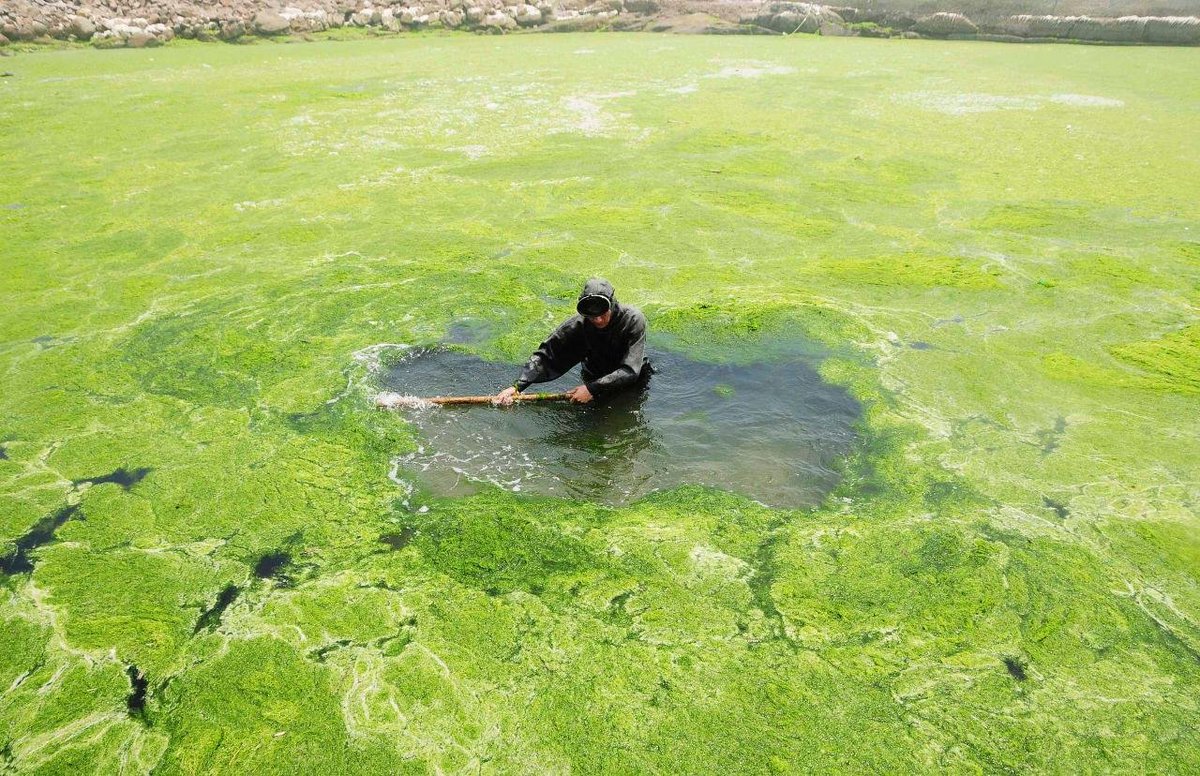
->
[380,346,860,508]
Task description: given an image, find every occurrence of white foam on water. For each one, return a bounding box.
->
[375,392,435,410]
[897,92,1124,116]
[707,62,798,79]
[1049,93,1125,108]
[896,92,1041,115]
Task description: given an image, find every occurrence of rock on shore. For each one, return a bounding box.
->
[0,0,1197,46]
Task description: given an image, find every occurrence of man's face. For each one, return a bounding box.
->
[586,309,613,329]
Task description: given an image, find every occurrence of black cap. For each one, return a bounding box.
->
[577,278,615,317]
[576,294,611,317]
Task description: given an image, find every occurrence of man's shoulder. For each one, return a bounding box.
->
[554,315,587,335]
[620,305,647,329]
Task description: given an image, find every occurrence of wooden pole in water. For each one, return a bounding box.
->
[376,391,572,409]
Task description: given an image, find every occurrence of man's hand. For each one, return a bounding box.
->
[567,384,594,404]
[493,386,518,406]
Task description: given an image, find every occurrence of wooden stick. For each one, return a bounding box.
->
[376,391,572,409]
[424,391,572,406]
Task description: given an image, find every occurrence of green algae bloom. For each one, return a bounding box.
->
[1,34,1199,773]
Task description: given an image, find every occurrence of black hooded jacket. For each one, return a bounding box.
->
[514,279,650,398]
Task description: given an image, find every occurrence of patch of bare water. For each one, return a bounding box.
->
[380,346,860,508]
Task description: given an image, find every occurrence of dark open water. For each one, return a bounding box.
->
[381,346,860,509]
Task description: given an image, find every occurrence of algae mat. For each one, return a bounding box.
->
[1,33,1199,773]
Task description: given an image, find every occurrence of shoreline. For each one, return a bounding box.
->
[2,2,1198,50]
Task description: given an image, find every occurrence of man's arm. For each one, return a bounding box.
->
[516,319,583,389]
[494,319,583,405]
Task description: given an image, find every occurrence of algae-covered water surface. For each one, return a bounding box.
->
[1,34,1198,773]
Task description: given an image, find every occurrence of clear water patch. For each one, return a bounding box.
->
[73,467,152,490]
[0,504,81,576]
[193,584,240,634]
[379,346,860,508]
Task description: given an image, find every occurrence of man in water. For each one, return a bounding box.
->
[494,278,651,406]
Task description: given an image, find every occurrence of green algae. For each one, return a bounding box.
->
[809,253,1005,290]
[1108,324,1200,395]
[156,638,401,774]
[0,33,1198,774]
[974,202,1096,234]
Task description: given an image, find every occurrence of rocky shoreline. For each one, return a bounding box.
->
[1,0,1198,48]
